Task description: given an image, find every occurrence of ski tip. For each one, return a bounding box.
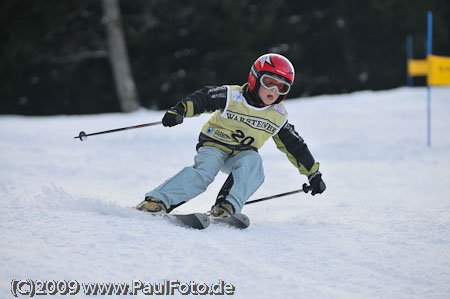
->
[172,213,210,230]
[192,213,211,229]
[234,213,250,228]
[210,213,250,229]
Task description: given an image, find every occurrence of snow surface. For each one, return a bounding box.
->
[1,87,450,298]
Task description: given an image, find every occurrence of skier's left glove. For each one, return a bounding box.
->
[162,101,186,127]
[308,171,326,195]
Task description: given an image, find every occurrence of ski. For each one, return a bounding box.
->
[209,213,250,229]
[166,213,210,230]
[137,208,249,230]
[138,211,210,230]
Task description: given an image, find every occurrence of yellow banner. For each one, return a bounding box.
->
[408,59,428,76]
[428,54,450,85]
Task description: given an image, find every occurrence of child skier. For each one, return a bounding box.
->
[136,53,326,217]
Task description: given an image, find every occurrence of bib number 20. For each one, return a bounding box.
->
[231,130,255,146]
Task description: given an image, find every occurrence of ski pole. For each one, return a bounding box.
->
[244,183,312,205]
[73,121,163,141]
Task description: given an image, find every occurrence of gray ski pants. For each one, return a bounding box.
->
[145,146,265,213]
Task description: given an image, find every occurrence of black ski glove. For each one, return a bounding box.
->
[308,171,326,195]
[162,101,186,127]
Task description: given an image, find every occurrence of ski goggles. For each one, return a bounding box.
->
[260,74,291,95]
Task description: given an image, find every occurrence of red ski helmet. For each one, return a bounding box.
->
[248,53,295,103]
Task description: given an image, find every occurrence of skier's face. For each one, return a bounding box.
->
[258,85,279,105]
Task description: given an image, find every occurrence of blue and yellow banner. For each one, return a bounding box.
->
[407,55,450,86]
[407,59,428,77]
[428,55,450,86]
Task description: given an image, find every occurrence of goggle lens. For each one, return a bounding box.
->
[260,74,291,95]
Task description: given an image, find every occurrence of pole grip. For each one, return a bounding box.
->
[303,182,326,194]
[302,183,312,193]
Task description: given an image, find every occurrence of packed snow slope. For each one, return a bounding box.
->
[1,87,450,298]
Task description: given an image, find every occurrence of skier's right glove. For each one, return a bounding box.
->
[162,101,186,127]
[308,171,326,196]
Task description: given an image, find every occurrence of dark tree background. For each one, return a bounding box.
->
[1,0,449,115]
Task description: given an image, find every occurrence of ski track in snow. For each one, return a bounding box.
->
[1,87,450,298]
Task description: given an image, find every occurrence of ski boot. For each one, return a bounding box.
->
[210,199,235,218]
[136,197,167,214]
